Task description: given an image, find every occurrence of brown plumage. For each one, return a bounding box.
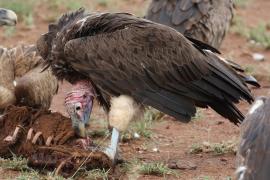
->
[0,8,18,111]
[236,97,270,180]
[0,45,58,110]
[37,8,256,125]
[145,0,233,49]
[0,47,16,111]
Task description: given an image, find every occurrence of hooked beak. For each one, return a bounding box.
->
[66,93,94,137]
[69,99,93,137]
[0,8,17,26]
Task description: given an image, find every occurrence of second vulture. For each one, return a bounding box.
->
[37,8,258,162]
[145,0,234,49]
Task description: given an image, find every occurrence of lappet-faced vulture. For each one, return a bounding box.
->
[0,8,17,26]
[236,97,270,180]
[145,0,233,49]
[37,8,258,162]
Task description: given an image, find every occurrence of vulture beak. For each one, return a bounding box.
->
[0,8,17,26]
[65,81,94,137]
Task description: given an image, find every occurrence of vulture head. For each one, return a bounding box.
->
[64,80,95,137]
[0,8,17,26]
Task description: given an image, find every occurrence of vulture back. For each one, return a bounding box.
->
[145,0,233,48]
[0,44,58,110]
[0,47,16,110]
[9,45,58,110]
[236,97,270,180]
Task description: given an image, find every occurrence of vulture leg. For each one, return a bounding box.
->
[75,136,92,150]
[103,128,120,163]
[104,95,141,162]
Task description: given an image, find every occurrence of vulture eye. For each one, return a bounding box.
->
[75,103,82,111]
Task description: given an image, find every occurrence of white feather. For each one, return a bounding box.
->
[109,95,140,132]
[236,166,247,180]
[249,99,264,114]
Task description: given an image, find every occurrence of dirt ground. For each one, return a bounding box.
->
[1,0,270,179]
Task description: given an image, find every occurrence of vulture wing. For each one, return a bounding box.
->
[62,15,252,125]
[145,0,212,34]
[145,0,233,48]
[237,97,270,180]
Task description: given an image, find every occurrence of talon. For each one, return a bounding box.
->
[45,135,54,146]
[103,128,120,164]
[27,128,34,141]
[75,136,92,150]
[32,131,43,144]
[4,136,13,142]
[4,126,21,143]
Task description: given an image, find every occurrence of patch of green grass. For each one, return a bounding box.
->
[0,156,32,171]
[96,0,109,7]
[65,0,84,10]
[189,140,237,155]
[15,171,40,180]
[231,17,270,49]
[144,107,165,122]
[85,169,109,180]
[3,26,16,37]
[139,162,174,177]
[88,129,110,138]
[249,23,270,49]
[230,16,250,38]
[0,0,36,26]
[133,120,152,139]
[122,108,164,141]
[189,144,203,154]
[196,176,212,180]
[192,108,204,121]
[23,13,34,28]
[244,65,255,75]
[211,141,236,155]
[45,0,84,11]
[0,156,51,180]
[46,172,69,180]
[234,0,251,8]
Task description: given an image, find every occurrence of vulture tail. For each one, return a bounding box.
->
[209,100,244,125]
[240,74,260,88]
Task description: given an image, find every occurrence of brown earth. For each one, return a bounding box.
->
[0,0,270,179]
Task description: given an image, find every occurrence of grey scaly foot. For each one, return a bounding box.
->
[103,128,120,164]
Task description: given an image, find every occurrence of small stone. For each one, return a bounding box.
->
[249,40,256,44]
[3,136,13,142]
[133,132,140,139]
[152,148,159,152]
[203,141,210,147]
[217,121,224,125]
[252,53,265,61]
[168,162,178,169]
[220,158,228,162]
[13,80,17,87]
[168,160,197,170]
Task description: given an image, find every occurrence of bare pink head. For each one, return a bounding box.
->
[65,80,95,137]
